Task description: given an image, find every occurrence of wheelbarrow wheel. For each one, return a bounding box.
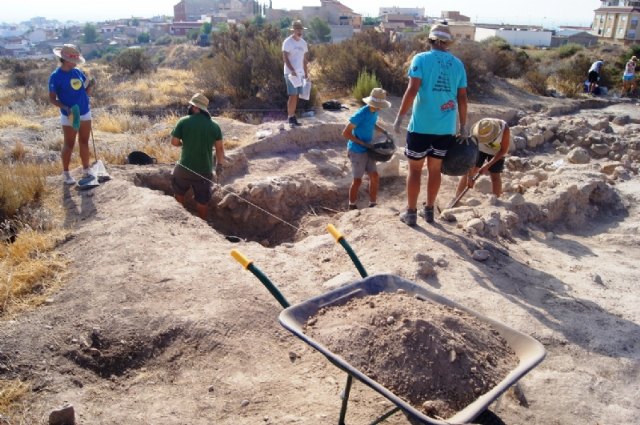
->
[403,409,505,425]
[472,409,506,425]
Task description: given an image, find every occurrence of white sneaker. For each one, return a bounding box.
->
[63,173,76,185]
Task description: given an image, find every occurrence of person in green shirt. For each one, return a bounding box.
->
[171,93,225,220]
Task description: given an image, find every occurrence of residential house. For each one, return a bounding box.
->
[475,24,552,47]
[441,11,471,22]
[170,21,205,36]
[174,0,256,22]
[378,13,418,33]
[593,0,640,45]
[0,36,30,57]
[379,7,425,19]
[551,29,599,47]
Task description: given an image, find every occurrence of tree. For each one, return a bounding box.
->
[82,23,98,44]
[363,17,381,26]
[61,27,71,40]
[187,28,200,41]
[137,32,150,44]
[307,17,331,43]
[201,22,212,35]
[115,48,153,74]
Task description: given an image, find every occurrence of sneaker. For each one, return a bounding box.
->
[348,203,358,210]
[288,116,301,127]
[368,202,377,208]
[399,209,417,226]
[63,173,76,185]
[418,205,435,223]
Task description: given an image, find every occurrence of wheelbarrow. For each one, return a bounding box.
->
[230,224,545,425]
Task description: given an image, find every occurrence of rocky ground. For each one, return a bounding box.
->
[1,82,639,425]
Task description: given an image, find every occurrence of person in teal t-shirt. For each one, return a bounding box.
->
[171,93,225,220]
[393,23,468,226]
[341,88,391,210]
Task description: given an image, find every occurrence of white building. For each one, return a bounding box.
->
[379,7,425,19]
[475,26,552,47]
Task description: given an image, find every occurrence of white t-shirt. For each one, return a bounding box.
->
[282,35,308,77]
[624,60,636,76]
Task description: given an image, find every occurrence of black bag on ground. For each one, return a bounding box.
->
[441,136,479,176]
[127,151,157,165]
[322,100,345,111]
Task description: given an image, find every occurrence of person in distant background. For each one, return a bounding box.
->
[171,93,224,221]
[282,20,309,127]
[621,56,637,97]
[588,59,604,95]
[455,118,510,201]
[341,88,391,210]
[48,44,95,185]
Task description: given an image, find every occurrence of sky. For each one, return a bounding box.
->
[2,0,600,28]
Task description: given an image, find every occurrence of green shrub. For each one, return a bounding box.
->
[114,48,153,74]
[555,43,583,59]
[352,70,381,103]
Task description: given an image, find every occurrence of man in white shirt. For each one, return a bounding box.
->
[282,20,309,127]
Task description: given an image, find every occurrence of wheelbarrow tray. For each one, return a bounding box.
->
[279,274,546,425]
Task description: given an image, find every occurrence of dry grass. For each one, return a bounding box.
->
[0,163,55,217]
[108,68,196,110]
[94,111,151,134]
[0,112,43,131]
[0,379,30,413]
[10,141,27,162]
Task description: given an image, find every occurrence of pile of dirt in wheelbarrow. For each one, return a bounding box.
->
[304,291,518,420]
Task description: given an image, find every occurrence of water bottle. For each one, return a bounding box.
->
[301,111,315,118]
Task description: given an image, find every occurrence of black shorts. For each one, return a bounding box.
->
[404,132,454,160]
[171,164,213,205]
[477,152,505,173]
[588,71,599,83]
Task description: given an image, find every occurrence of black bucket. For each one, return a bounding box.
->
[441,136,478,176]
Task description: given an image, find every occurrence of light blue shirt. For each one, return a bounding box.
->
[407,50,467,135]
[347,105,378,153]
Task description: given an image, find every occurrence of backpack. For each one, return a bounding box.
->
[322,100,346,111]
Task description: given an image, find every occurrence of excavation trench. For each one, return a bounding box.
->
[134,170,349,246]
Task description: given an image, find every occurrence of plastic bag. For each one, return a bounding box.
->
[300,79,311,100]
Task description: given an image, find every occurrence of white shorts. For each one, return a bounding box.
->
[60,111,92,127]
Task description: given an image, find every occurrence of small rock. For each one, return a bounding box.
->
[49,404,75,425]
[545,232,555,240]
[465,218,484,232]
[592,274,604,286]
[207,385,215,393]
[288,351,298,362]
[241,399,250,408]
[472,250,491,262]
[386,316,395,325]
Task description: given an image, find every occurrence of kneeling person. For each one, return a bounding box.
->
[341,88,391,209]
[456,118,510,198]
[171,93,225,220]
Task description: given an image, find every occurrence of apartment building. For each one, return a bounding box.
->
[593,0,640,45]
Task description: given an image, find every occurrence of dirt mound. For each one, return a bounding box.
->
[304,292,518,419]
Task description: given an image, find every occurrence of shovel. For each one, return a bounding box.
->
[446,173,480,209]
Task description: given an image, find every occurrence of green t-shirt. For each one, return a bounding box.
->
[171,113,223,174]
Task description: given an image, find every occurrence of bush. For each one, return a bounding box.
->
[352,70,381,103]
[114,48,153,74]
[555,43,583,59]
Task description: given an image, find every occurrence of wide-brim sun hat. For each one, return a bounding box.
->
[632,56,638,62]
[290,20,307,30]
[428,23,454,43]
[363,87,391,109]
[189,93,209,110]
[472,119,501,144]
[53,44,85,64]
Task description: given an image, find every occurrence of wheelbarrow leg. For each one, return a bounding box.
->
[338,375,353,425]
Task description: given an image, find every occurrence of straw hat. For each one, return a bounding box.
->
[472,119,501,145]
[52,44,85,64]
[290,20,307,31]
[189,93,209,110]
[363,88,391,109]
[632,56,638,62]
[428,23,454,43]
